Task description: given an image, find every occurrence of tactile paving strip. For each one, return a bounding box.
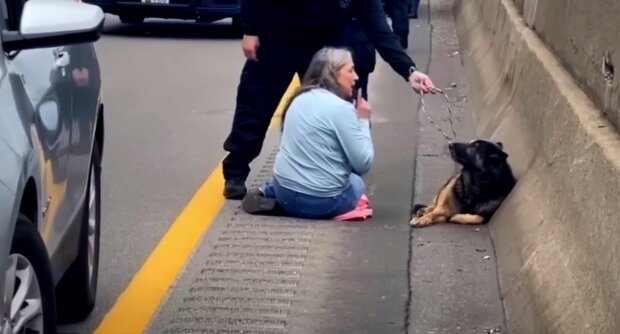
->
[158,148,317,334]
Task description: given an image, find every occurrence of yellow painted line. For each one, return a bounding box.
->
[269,75,300,130]
[94,75,299,334]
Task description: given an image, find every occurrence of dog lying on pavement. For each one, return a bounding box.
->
[410,139,516,228]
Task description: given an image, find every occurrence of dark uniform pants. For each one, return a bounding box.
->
[386,0,410,48]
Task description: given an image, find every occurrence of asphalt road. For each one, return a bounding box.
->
[60,15,244,334]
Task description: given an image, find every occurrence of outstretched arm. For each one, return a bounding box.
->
[356,0,436,93]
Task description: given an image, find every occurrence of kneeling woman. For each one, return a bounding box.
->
[243,47,374,219]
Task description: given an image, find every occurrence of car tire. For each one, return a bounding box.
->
[120,15,144,24]
[56,143,101,324]
[4,215,57,334]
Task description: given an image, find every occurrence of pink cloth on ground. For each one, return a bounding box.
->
[334,194,373,221]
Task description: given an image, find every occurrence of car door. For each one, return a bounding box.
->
[64,42,101,208]
[0,46,18,330]
[0,181,14,329]
[2,0,76,251]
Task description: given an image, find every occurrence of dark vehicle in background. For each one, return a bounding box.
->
[84,0,240,28]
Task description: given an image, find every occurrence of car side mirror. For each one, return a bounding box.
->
[2,0,105,53]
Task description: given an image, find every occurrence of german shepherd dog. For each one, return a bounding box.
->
[410,140,516,228]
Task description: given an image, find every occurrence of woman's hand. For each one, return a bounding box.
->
[356,95,372,120]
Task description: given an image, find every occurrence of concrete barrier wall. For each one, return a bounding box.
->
[515,0,620,130]
[453,0,620,333]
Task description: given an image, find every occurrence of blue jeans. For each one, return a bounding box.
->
[261,175,365,220]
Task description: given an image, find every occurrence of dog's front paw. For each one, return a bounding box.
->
[412,204,433,218]
[412,204,427,217]
[410,216,434,228]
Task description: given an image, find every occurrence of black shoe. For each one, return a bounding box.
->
[242,189,278,215]
[224,178,247,200]
[408,11,418,19]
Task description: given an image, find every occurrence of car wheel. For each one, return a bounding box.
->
[2,215,57,334]
[56,143,101,324]
[119,15,144,24]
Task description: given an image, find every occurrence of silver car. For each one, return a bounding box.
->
[0,0,105,332]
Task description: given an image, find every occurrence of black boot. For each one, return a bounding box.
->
[224,178,247,200]
[241,189,279,215]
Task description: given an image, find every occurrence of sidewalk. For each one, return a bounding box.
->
[145,1,507,333]
[408,0,506,333]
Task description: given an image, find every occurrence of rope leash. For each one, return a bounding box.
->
[419,88,458,142]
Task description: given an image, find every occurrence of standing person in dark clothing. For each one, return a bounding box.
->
[222,0,436,200]
[338,16,375,100]
[385,0,410,48]
[409,0,420,18]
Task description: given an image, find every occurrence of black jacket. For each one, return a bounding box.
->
[241,0,415,80]
[338,17,376,75]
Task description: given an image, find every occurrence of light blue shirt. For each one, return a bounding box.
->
[273,89,374,197]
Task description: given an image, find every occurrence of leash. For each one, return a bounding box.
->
[419,88,458,142]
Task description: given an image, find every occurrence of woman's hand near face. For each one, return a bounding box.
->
[356,95,371,120]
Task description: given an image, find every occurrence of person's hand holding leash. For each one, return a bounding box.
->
[242,35,260,61]
[409,70,436,94]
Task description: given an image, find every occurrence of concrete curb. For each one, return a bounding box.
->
[453,0,620,333]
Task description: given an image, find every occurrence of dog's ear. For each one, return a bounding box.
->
[496,141,503,149]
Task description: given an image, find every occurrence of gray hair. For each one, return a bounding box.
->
[281,47,354,130]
